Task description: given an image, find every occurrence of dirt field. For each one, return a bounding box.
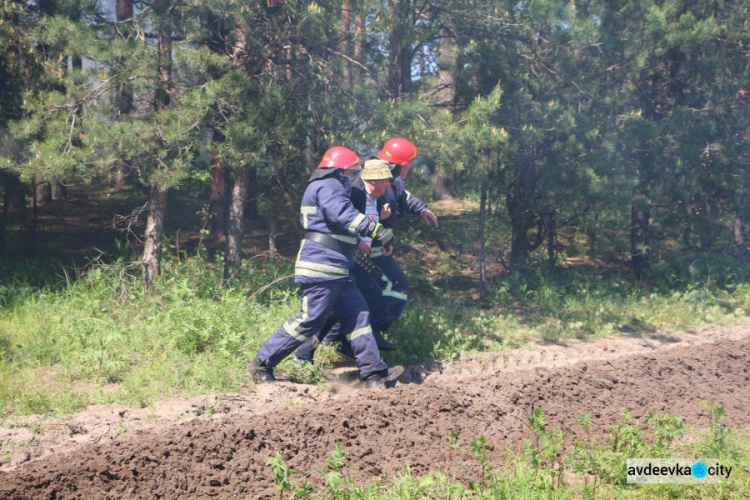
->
[1,321,748,499]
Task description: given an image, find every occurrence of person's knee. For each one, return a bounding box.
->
[395,274,409,292]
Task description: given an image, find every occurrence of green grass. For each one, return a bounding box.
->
[0,256,299,415]
[1,246,750,417]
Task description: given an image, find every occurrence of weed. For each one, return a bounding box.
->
[253,408,750,499]
[699,400,738,460]
[116,422,128,435]
[470,435,491,485]
[267,453,312,500]
[646,411,685,456]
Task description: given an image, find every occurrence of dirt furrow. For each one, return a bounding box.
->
[1,332,748,499]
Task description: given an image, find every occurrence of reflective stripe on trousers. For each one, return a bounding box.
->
[256,280,386,377]
[371,255,409,328]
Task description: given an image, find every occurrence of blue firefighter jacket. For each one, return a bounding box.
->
[380,174,428,230]
[295,171,375,283]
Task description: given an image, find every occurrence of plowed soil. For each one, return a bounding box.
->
[1,321,749,499]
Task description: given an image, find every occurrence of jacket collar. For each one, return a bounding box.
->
[308,167,340,183]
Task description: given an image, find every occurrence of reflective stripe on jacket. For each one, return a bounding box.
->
[294,172,373,283]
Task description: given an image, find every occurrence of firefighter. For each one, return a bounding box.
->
[294,159,396,363]
[371,137,438,334]
[249,147,404,387]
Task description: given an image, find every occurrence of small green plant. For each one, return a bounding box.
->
[447,429,459,469]
[116,422,128,435]
[609,410,645,457]
[266,453,311,500]
[323,442,349,498]
[525,406,566,488]
[646,411,684,456]
[326,441,346,471]
[470,435,491,485]
[699,400,738,460]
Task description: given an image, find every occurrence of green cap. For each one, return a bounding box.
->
[361,159,393,181]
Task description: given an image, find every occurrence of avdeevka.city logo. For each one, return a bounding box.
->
[627,459,732,484]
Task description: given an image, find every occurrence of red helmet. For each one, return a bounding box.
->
[317,146,361,170]
[376,137,419,166]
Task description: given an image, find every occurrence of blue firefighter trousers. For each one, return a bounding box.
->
[372,254,409,327]
[256,279,387,378]
[295,264,388,361]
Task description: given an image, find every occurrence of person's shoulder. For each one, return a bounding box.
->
[316,175,346,191]
[306,177,344,203]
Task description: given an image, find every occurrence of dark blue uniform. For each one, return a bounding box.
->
[371,170,428,326]
[295,178,392,362]
[255,170,387,378]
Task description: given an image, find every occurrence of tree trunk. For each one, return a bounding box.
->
[697,196,719,249]
[208,161,229,261]
[341,1,351,86]
[268,190,278,261]
[731,167,745,247]
[2,172,26,209]
[220,23,249,278]
[478,172,489,300]
[154,0,172,109]
[545,211,556,269]
[115,0,134,189]
[732,217,744,246]
[224,166,249,281]
[0,177,9,255]
[431,167,454,201]
[681,197,693,250]
[508,203,532,270]
[36,182,51,205]
[387,0,412,97]
[117,0,133,22]
[142,185,167,290]
[353,11,364,85]
[434,34,456,108]
[506,162,537,271]
[244,166,258,218]
[142,0,172,291]
[430,34,457,200]
[51,183,67,200]
[31,177,40,254]
[630,179,651,279]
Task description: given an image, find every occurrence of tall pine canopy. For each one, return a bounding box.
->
[0,0,747,288]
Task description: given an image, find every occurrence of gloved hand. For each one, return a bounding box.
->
[370,222,394,246]
[420,209,439,228]
[358,240,372,255]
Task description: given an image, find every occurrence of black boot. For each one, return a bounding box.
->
[294,337,318,364]
[248,358,276,383]
[373,330,398,352]
[362,365,404,388]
